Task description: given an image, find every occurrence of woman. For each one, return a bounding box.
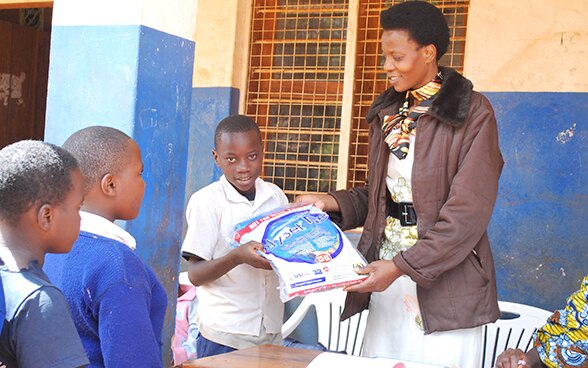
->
[296,2,503,367]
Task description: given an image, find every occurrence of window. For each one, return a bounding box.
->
[246,0,469,199]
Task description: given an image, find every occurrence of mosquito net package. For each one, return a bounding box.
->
[231,204,368,301]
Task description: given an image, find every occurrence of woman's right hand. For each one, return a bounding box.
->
[344,260,403,293]
[294,193,340,212]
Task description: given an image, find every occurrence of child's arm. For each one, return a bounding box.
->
[96,270,164,367]
[187,241,271,286]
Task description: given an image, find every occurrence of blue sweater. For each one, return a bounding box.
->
[44,231,167,368]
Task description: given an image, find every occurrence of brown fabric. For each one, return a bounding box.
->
[330,67,503,334]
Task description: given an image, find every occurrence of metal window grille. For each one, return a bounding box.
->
[246,0,469,199]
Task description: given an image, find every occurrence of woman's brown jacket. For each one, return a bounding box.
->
[329,67,504,334]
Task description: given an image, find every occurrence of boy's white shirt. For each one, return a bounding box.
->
[79,211,136,250]
[181,175,288,348]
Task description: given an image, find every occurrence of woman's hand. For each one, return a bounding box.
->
[294,193,340,212]
[344,260,404,293]
[494,348,529,368]
[231,241,272,270]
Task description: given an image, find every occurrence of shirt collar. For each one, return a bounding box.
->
[219,175,274,211]
[80,211,136,250]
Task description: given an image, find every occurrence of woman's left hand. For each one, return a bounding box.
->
[344,260,404,293]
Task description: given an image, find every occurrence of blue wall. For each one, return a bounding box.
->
[129,26,194,357]
[45,24,195,364]
[45,26,141,140]
[486,92,588,311]
[184,87,239,211]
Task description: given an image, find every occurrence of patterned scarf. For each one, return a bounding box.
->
[382,72,443,159]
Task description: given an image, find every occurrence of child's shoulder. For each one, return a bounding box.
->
[188,179,226,202]
[257,178,288,203]
[258,178,284,192]
[1,262,62,313]
[77,231,135,256]
[73,232,145,275]
[72,240,154,296]
[185,179,234,214]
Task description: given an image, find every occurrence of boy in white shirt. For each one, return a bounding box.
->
[182,114,288,358]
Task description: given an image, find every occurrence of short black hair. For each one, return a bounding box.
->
[0,140,79,225]
[62,126,131,192]
[380,1,450,60]
[214,114,262,149]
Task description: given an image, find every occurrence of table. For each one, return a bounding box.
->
[181,344,322,368]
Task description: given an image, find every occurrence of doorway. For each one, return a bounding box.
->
[0,6,52,148]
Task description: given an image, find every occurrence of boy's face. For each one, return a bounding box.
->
[213,130,263,196]
[47,168,85,253]
[114,140,145,220]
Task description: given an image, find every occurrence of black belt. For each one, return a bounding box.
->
[390,201,417,226]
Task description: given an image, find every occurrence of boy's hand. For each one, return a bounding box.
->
[495,348,529,368]
[187,243,272,286]
[232,241,272,270]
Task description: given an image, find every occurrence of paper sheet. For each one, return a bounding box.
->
[306,352,448,368]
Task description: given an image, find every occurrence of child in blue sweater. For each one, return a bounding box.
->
[0,140,88,368]
[44,126,167,368]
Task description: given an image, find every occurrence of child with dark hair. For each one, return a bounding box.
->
[44,126,167,367]
[0,140,89,368]
[182,114,288,358]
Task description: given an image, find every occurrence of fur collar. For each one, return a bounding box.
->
[365,67,473,128]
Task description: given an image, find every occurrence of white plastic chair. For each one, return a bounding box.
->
[178,271,191,286]
[481,301,553,368]
[282,288,369,356]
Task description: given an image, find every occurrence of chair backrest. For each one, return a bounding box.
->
[282,289,369,356]
[481,301,553,368]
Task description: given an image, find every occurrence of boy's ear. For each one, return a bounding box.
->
[212,149,220,166]
[100,173,117,197]
[37,204,54,231]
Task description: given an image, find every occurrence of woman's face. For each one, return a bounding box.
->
[381,29,438,92]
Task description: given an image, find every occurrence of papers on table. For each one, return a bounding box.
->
[306,352,449,368]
